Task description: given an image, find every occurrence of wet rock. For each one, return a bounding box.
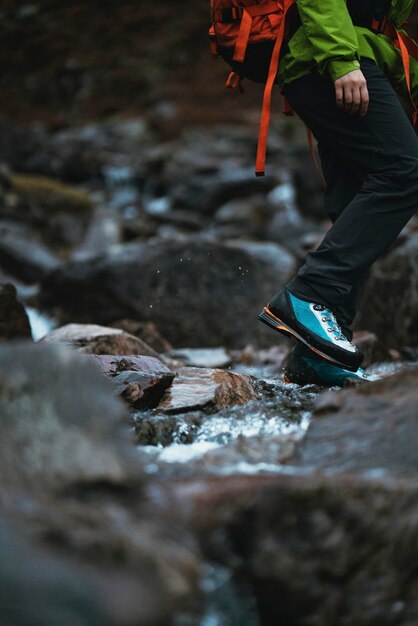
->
[0,220,61,282]
[134,413,203,446]
[294,365,418,476]
[0,342,143,494]
[111,319,173,353]
[157,367,258,415]
[176,470,418,626]
[41,323,160,358]
[162,367,418,626]
[40,239,296,349]
[167,348,231,369]
[356,232,418,350]
[90,354,175,409]
[0,282,32,340]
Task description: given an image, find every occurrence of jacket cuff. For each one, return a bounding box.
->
[328,59,361,81]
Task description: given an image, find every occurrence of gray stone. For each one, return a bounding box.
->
[40,239,296,349]
[0,342,143,494]
[90,354,175,409]
[356,232,418,349]
[294,365,418,478]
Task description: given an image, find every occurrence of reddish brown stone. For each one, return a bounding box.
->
[157,367,258,415]
[41,323,160,358]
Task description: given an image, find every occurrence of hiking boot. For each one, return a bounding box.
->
[283,343,381,387]
[258,288,363,371]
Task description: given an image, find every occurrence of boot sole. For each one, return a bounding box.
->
[258,306,358,372]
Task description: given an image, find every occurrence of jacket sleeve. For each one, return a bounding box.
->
[295,0,361,81]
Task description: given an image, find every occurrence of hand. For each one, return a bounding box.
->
[334,70,369,117]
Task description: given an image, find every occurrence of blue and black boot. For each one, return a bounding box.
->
[258,288,363,371]
[283,343,381,387]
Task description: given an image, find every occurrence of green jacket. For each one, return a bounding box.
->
[278,0,418,106]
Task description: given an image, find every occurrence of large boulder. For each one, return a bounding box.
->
[40,239,296,349]
[170,367,418,626]
[356,233,418,350]
[0,342,202,623]
[0,342,143,495]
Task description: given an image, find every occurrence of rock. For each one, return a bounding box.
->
[111,320,173,353]
[171,169,278,215]
[133,413,203,447]
[176,470,418,626]
[0,342,143,494]
[0,524,120,626]
[10,173,93,214]
[167,348,231,369]
[0,522,173,626]
[156,367,258,415]
[164,366,418,626]
[0,220,61,282]
[90,355,175,409]
[352,329,391,366]
[294,365,418,476]
[356,232,418,350]
[41,323,161,358]
[0,282,32,340]
[40,239,296,349]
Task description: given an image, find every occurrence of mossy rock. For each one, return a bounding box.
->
[11,174,93,214]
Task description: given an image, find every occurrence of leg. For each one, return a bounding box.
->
[316,142,363,339]
[284,58,418,310]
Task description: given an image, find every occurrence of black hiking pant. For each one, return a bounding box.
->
[283,58,418,339]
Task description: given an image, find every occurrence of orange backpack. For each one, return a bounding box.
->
[209,0,296,176]
[209,1,418,178]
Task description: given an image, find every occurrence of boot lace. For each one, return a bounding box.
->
[313,304,352,344]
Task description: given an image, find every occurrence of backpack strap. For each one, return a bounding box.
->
[377,21,418,125]
[209,25,219,57]
[226,70,245,92]
[256,0,295,176]
[395,27,418,125]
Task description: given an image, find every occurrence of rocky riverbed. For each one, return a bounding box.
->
[0,108,417,626]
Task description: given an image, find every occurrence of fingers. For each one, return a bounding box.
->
[359,83,369,117]
[343,82,354,114]
[335,83,344,111]
[334,70,369,118]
